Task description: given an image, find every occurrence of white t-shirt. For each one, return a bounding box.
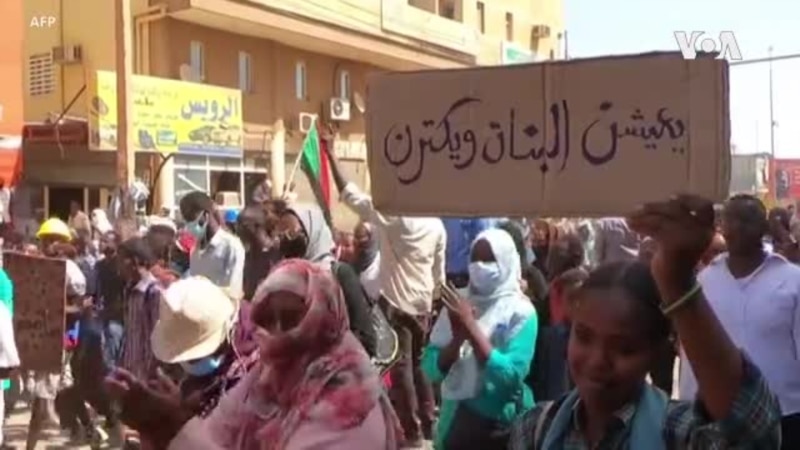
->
[0,188,10,223]
[66,259,87,298]
[359,252,381,302]
[0,305,20,369]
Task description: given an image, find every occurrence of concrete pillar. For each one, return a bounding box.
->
[461,0,475,27]
[157,155,175,210]
[270,119,285,198]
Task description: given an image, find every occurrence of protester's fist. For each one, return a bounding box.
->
[627,195,714,292]
[105,368,193,447]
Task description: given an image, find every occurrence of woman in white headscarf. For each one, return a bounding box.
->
[274,203,377,357]
[423,228,538,450]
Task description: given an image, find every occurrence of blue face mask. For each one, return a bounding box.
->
[180,355,224,377]
[185,213,208,240]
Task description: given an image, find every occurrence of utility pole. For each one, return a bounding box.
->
[767,46,778,206]
[114,0,135,218]
[768,46,776,159]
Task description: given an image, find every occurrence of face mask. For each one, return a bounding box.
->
[279,235,307,259]
[180,355,224,377]
[185,213,208,240]
[469,262,502,295]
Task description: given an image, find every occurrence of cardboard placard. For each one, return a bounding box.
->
[5,252,66,372]
[366,52,731,217]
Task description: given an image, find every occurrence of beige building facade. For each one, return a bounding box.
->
[22,0,563,226]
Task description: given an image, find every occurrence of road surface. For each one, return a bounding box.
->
[4,406,92,449]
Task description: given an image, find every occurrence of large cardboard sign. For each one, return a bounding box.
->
[366,52,730,217]
[5,252,66,372]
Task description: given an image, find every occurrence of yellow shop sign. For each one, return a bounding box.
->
[88,71,243,156]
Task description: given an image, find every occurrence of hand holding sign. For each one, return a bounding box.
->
[627,194,714,300]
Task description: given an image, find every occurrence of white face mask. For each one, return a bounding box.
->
[468,262,501,294]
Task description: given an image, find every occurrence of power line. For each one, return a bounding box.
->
[730,53,800,66]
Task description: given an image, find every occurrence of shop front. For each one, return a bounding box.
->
[88,70,253,212]
[172,153,270,208]
[21,120,154,222]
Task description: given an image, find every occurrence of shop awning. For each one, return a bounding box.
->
[0,135,22,185]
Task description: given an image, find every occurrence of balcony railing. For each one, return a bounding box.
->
[239,0,479,56]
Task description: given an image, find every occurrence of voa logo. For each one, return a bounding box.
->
[674,31,743,61]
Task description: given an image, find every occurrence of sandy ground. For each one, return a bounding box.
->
[3,405,91,449]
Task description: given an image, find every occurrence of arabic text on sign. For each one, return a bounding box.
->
[382,97,687,185]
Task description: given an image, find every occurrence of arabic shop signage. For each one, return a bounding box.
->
[88,71,244,157]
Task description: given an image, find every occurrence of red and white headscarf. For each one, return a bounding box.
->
[239,259,400,449]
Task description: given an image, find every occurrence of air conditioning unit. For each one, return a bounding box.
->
[531,25,551,39]
[298,112,317,133]
[52,45,83,64]
[329,98,350,121]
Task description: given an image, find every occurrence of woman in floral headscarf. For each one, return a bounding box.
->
[106,258,400,449]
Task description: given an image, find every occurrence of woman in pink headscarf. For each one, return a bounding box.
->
[106,258,400,449]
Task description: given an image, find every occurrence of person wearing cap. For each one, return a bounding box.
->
[106,259,400,450]
[27,218,93,449]
[150,277,257,418]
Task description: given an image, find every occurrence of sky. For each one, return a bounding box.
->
[563,0,800,158]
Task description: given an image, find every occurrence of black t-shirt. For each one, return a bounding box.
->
[332,261,377,357]
[96,256,125,323]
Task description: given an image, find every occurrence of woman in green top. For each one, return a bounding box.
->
[423,228,538,449]
[0,268,13,396]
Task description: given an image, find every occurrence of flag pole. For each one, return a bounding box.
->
[284,149,303,192]
[284,117,315,196]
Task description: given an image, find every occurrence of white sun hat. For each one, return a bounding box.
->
[151,276,236,364]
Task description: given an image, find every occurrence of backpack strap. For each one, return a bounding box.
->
[533,401,553,450]
[533,396,565,450]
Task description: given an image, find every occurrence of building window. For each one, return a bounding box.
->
[173,154,268,213]
[295,61,307,100]
[28,53,55,96]
[174,155,211,213]
[338,70,350,99]
[440,0,455,19]
[190,41,205,82]
[505,12,513,41]
[477,2,485,33]
[238,51,252,92]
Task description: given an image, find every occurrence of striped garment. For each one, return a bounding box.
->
[508,356,781,449]
[121,273,162,380]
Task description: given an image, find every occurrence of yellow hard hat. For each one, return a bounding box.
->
[36,218,72,241]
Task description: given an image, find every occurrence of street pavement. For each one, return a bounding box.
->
[4,406,91,449]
